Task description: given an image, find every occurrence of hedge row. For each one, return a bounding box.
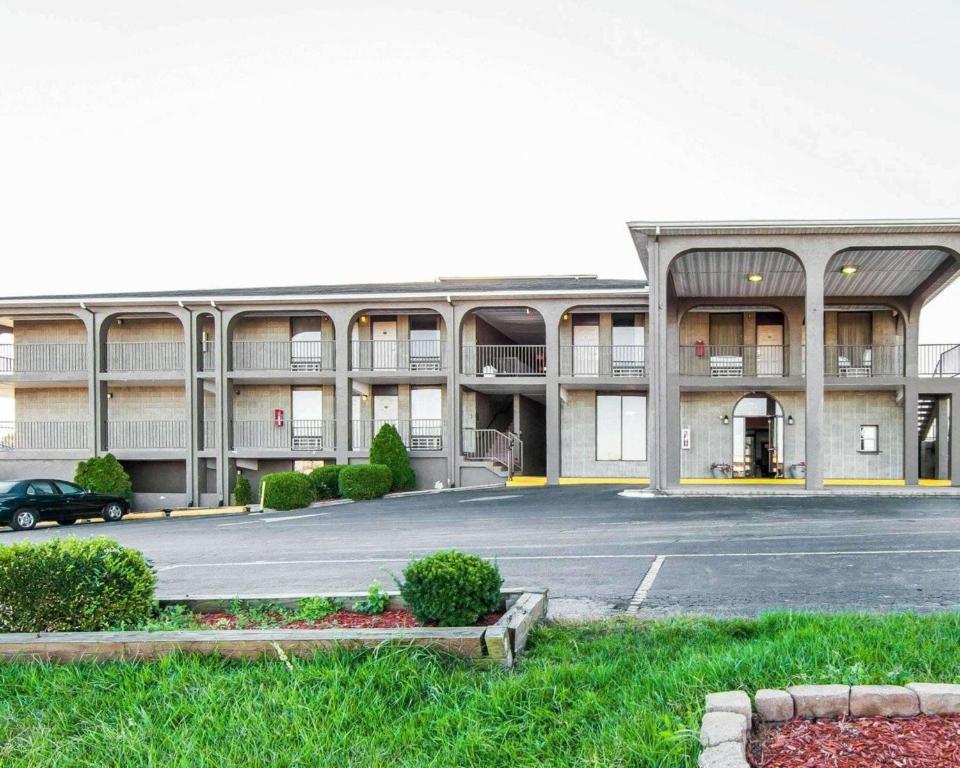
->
[338,464,392,500]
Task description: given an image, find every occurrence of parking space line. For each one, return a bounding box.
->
[218,513,328,527]
[459,495,523,503]
[627,555,665,614]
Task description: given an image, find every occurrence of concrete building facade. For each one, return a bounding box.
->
[1,220,959,507]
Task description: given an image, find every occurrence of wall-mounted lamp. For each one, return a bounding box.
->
[562,313,569,321]
[746,273,764,284]
[359,315,368,324]
[721,414,730,425]
[116,318,123,325]
[234,388,241,396]
[840,265,859,276]
[361,393,369,402]
[787,414,795,426]
[106,392,113,399]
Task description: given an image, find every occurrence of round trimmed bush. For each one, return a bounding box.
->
[261,471,316,511]
[309,464,347,499]
[400,550,503,627]
[74,453,133,503]
[338,464,392,501]
[0,537,156,632]
[369,423,416,491]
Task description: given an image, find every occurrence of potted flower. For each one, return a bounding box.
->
[710,462,733,479]
[790,461,806,479]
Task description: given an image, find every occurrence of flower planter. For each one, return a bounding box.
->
[789,464,806,479]
[0,589,548,669]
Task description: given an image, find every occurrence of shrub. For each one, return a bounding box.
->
[309,464,347,499]
[261,471,316,511]
[353,581,389,615]
[369,423,416,491]
[295,596,340,622]
[338,464,392,501]
[74,453,132,503]
[400,550,503,627]
[0,537,156,632]
[234,472,252,506]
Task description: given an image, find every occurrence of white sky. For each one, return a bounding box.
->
[0,1,958,341]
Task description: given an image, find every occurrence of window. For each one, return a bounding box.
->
[597,394,647,461]
[859,425,879,453]
[55,481,86,495]
[28,480,58,495]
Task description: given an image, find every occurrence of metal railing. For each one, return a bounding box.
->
[350,340,445,371]
[824,345,903,377]
[0,343,87,374]
[0,421,89,450]
[560,345,646,377]
[232,340,335,372]
[200,341,217,372]
[461,428,522,474]
[106,341,185,372]
[920,343,960,377]
[351,419,445,450]
[679,345,789,377]
[107,420,187,449]
[232,419,336,451]
[461,345,546,376]
[201,419,218,450]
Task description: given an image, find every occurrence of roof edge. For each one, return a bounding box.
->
[627,218,960,236]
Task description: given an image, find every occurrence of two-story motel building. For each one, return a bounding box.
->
[2,220,959,508]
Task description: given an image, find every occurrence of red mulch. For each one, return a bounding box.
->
[749,715,960,767]
[194,608,504,630]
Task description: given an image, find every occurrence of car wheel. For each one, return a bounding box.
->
[56,519,77,526]
[102,503,124,523]
[11,509,38,531]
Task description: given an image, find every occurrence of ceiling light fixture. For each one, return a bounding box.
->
[840,265,859,276]
[746,273,763,283]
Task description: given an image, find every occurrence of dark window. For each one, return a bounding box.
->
[55,481,86,495]
[29,480,58,495]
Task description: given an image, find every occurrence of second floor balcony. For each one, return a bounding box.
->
[106,420,187,449]
[351,340,445,372]
[824,345,903,377]
[461,345,546,377]
[920,344,960,377]
[560,345,647,377]
[680,345,790,378]
[0,343,87,377]
[232,340,335,373]
[106,342,184,373]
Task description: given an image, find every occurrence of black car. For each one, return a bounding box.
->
[0,479,129,531]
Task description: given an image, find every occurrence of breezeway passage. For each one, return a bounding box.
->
[5,486,960,618]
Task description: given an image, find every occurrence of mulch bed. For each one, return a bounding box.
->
[749,715,960,767]
[195,608,503,630]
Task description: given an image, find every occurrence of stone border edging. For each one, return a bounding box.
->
[0,590,548,669]
[698,683,960,767]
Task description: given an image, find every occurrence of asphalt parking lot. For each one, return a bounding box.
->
[5,486,960,619]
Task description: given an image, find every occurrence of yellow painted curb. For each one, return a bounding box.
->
[559,477,650,485]
[506,477,547,487]
[919,479,951,487]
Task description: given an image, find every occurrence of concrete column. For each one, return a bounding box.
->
[664,286,682,486]
[937,398,950,480]
[951,390,960,487]
[78,310,98,456]
[543,306,564,483]
[903,383,919,485]
[803,254,826,489]
[648,239,668,490]
[219,310,235,503]
[329,307,353,465]
[92,312,110,453]
[443,303,458,486]
[176,308,196,507]
[903,304,920,378]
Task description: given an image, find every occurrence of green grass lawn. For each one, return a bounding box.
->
[3,613,960,767]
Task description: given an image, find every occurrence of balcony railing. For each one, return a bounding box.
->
[107,420,187,449]
[920,344,960,377]
[351,419,445,451]
[461,428,522,474]
[560,345,646,377]
[200,341,217,372]
[679,345,789,377]
[232,340,335,372]
[824,345,903,377]
[232,419,336,451]
[0,421,89,450]
[106,341,184,372]
[0,343,87,375]
[350,340,444,371]
[461,345,546,376]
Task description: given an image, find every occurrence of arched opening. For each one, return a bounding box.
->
[732,392,785,479]
[459,306,546,376]
[230,311,335,372]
